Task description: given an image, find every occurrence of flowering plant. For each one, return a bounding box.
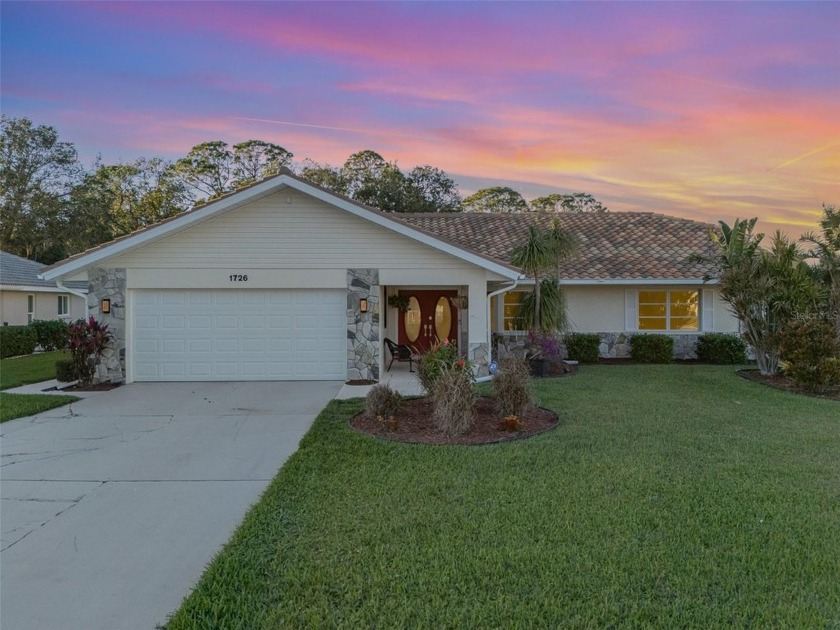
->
[416,338,473,394]
[67,316,112,386]
[526,330,561,359]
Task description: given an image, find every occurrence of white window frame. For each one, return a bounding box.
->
[57,295,69,317]
[27,294,35,324]
[636,289,700,332]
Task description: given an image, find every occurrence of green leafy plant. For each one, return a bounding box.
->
[696,333,747,364]
[55,359,75,382]
[67,316,112,386]
[30,319,70,352]
[630,334,674,363]
[387,294,411,312]
[0,326,37,358]
[779,319,840,393]
[493,358,533,418]
[365,383,402,420]
[416,339,467,394]
[564,333,601,363]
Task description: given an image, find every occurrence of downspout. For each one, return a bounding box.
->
[55,280,90,318]
[474,275,524,383]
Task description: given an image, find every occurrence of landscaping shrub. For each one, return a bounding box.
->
[55,359,75,383]
[498,414,524,432]
[696,333,747,364]
[779,319,840,393]
[0,326,37,359]
[416,339,460,394]
[493,357,533,418]
[30,319,70,352]
[564,332,601,363]
[67,317,112,386]
[630,334,674,363]
[430,364,476,436]
[365,383,402,420]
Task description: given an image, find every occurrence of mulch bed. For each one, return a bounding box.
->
[350,396,559,445]
[737,369,840,401]
[345,379,377,386]
[59,381,123,392]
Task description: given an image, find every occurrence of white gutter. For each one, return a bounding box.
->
[474,276,523,383]
[56,280,89,318]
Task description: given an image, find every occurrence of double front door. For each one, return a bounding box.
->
[397,290,459,353]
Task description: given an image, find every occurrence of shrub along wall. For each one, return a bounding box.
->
[630,334,674,364]
[697,333,747,364]
[0,326,37,359]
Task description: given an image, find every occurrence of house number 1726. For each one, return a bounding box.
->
[229,274,249,282]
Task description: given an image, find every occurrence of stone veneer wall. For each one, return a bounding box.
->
[494,331,702,360]
[468,342,490,377]
[347,269,380,382]
[87,268,126,382]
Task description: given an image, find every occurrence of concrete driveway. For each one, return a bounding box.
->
[0,381,341,630]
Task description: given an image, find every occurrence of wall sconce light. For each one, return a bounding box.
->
[101,298,111,314]
[359,298,368,313]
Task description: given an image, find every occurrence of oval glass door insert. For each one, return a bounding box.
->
[404,296,421,343]
[435,296,452,341]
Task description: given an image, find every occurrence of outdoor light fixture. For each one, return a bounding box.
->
[101,298,111,314]
[359,298,368,313]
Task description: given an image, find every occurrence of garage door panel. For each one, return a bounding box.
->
[133,289,346,381]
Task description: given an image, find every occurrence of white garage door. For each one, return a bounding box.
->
[132,289,346,381]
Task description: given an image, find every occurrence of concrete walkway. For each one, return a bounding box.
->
[0,380,341,630]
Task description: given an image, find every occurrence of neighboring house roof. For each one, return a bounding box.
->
[41,169,522,282]
[0,251,87,291]
[398,212,718,282]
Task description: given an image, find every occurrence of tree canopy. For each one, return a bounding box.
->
[462,187,529,213]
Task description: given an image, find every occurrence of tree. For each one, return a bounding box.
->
[232,140,293,188]
[0,116,82,261]
[697,218,821,375]
[298,159,346,193]
[68,158,189,252]
[801,204,840,339]
[463,187,528,213]
[511,223,554,330]
[407,165,462,213]
[530,192,608,213]
[174,140,292,201]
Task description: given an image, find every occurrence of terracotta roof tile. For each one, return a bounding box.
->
[396,212,718,280]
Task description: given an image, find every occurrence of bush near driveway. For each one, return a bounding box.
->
[165,366,840,629]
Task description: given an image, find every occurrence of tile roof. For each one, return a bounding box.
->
[396,212,718,280]
[1,251,87,290]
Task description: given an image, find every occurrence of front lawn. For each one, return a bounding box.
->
[0,350,68,390]
[166,366,840,629]
[0,392,79,423]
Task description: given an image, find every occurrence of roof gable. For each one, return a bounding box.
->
[41,170,521,281]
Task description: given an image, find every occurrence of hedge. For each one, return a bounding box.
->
[696,333,746,364]
[564,333,601,363]
[0,326,37,359]
[630,334,674,363]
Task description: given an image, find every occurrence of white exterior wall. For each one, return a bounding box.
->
[492,285,739,334]
[0,289,85,326]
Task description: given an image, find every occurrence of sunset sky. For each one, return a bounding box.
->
[2,1,838,239]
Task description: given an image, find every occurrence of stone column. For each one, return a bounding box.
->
[87,268,126,383]
[347,269,380,382]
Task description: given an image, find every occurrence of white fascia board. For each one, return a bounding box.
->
[1,284,88,294]
[288,179,522,281]
[41,176,288,281]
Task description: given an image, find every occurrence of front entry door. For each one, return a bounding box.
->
[398,290,458,353]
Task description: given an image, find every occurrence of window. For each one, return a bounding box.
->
[58,295,69,317]
[27,295,35,324]
[503,291,526,331]
[638,290,698,331]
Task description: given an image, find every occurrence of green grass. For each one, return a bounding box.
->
[165,366,840,629]
[0,392,79,423]
[0,350,68,390]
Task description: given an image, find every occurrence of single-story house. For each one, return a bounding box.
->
[1,251,87,326]
[41,169,737,383]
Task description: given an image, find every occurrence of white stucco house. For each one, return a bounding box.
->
[41,169,737,383]
[1,251,87,326]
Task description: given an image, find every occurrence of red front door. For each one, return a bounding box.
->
[398,290,458,353]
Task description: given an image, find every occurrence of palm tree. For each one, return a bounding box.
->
[801,204,840,339]
[511,223,553,330]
